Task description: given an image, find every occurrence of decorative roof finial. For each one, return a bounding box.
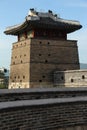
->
[48,10,53,14]
[28,8,37,16]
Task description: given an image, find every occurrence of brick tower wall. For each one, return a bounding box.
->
[9,39,31,89]
[30,38,79,88]
[9,38,79,88]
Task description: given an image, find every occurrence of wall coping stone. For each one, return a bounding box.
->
[0,96,87,110]
[0,87,87,94]
[55,69,87,73]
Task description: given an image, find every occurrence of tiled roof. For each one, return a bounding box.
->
[4,9,82,35]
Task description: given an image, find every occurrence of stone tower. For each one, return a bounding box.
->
[4,9,82,89]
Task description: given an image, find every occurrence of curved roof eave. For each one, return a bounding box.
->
[4,20,28,35]
[4,13,82,35]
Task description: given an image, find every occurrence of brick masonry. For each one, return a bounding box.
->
[0,97,87,130]
[1,87,87,102]
[0,88,87,129]
[9,38,79,89]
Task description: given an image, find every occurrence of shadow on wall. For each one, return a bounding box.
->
[54,71,65,87]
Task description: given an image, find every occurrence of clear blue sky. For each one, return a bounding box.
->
[0,0,87,69]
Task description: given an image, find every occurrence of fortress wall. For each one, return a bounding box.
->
[1,87,87,102]
[54,70,87,87]
[0,97,87,130]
